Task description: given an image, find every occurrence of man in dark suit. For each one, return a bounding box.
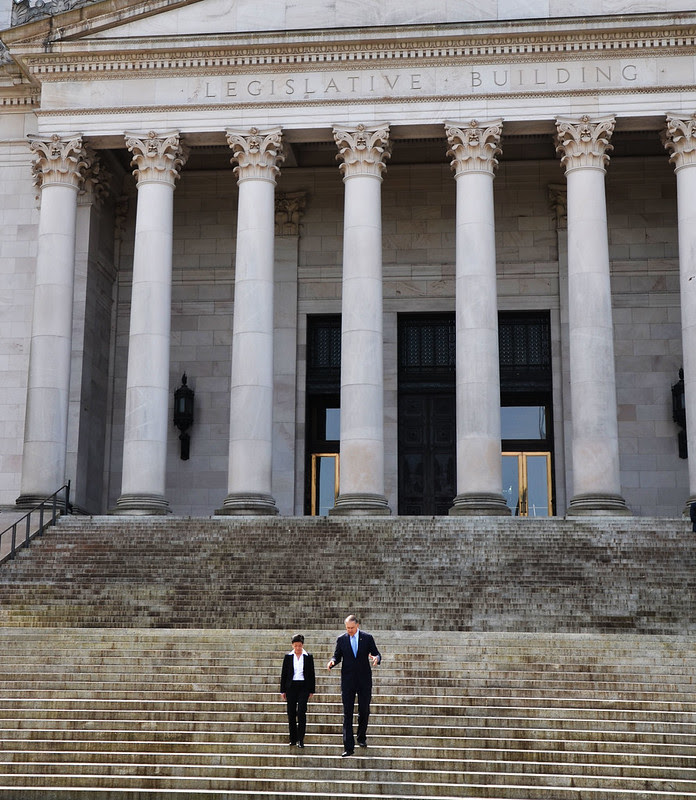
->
[327,614,381,757]
[280,634,316,748]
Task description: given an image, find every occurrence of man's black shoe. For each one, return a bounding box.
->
[288,740,296,746]
[341,750,354,757]
[357,740,367,748]
[297,741,304,748]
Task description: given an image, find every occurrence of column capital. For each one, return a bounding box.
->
[275,191,306,236]
[333,123,391,179]
[445,119,503,176]
[226,126,284,183]
[124,130,188,187]
[547,183,568,230]
[664,113,696,171]
[29,133,88,190]
[78,148,112,208]
[555,115,615,173]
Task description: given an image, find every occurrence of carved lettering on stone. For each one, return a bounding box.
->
[555,115,615,173]
[275,191,306,236]
[124,130,188,186]
[333,124,391,179]
[226,126,284,183]
[445,119,503,176]
[29,134,88,190]
[663,113,696,171]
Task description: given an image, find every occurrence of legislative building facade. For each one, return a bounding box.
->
[1,0,696,519]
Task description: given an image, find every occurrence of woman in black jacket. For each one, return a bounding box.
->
[279,634,316,748]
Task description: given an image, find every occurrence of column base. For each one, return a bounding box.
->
[449,493,511,516]
[16,494,67,511]
[682,496,696,518]
[110,493,171,516]
[215,493,279,516]
[328,493,391,516]
[565,493,632,517]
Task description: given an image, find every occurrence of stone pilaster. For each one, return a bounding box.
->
[113,131,187,515]
[664,112,696,514]
[329,124,391,516]
[273,192,306,513]
[555,115,630,516]
[445,120,510,516]
[216,127,284,515]
[17,135,88,508]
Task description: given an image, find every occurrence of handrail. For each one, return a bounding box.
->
[0,482,71,566]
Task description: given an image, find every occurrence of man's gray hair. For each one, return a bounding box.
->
[345,614,359,625]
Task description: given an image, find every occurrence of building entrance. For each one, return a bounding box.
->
[397,311,553,516]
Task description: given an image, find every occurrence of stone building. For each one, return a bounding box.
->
[1,0,695,518]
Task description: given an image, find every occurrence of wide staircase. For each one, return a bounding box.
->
[0,515,695,798]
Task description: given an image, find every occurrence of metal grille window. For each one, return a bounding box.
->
[399,317,456,369]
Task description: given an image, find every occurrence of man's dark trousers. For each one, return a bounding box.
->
[341,677,371,752]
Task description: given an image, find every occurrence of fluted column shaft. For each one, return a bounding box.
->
[555,115,630,516]
[217,127,284,515]
[17,135,88,507]
[114,131,187,515]
[664,113,696,511]
[329,124,391,516]
[446,120,510,516]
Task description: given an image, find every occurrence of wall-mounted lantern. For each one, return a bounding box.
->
[173,373,194,460]
[672,367,687,459]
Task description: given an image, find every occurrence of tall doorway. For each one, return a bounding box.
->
[397,311,554,516]
[305,316,340,516]
[398,315,456,515]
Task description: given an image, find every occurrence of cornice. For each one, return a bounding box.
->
[7,13,696,80]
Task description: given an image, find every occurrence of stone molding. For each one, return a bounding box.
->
[226,126,284,183]
[14,17,696,77]
[445,119,503,176]
[333,123,391,179]
[555,114,615,173]
[664,112,696,171]
[124,130,188,186]
[29,133,88,190]
[275,191,306,236]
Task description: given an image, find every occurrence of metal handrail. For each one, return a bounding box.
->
[0,482,71,566]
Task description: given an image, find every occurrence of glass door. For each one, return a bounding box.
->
[310,453,339,516]
[502,452,553,517]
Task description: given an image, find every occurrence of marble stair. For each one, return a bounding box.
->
[0,515,695,632]
[1,628,696,798]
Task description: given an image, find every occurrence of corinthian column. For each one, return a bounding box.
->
[114,131,187,515]
[445,120,510,516]
[216,127,284,515]
[329,124,391,516]
[555,115,630,515]
[17,135,88,507]
[664,113,696,513]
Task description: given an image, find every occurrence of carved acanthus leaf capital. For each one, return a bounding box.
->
[547,183,567,230]
[226,126,284,183]
[445,119,503,176]
[125,130,188,186]
[275,191,307,236]
[555,115,615,173]
[663,113,696,171]
[333,124,391,179]
[78,148,112,207]
[29,134,88,190]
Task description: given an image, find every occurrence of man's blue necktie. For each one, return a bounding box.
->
[351,635,358,657]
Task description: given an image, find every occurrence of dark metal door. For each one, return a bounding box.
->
[398,393,456,515]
